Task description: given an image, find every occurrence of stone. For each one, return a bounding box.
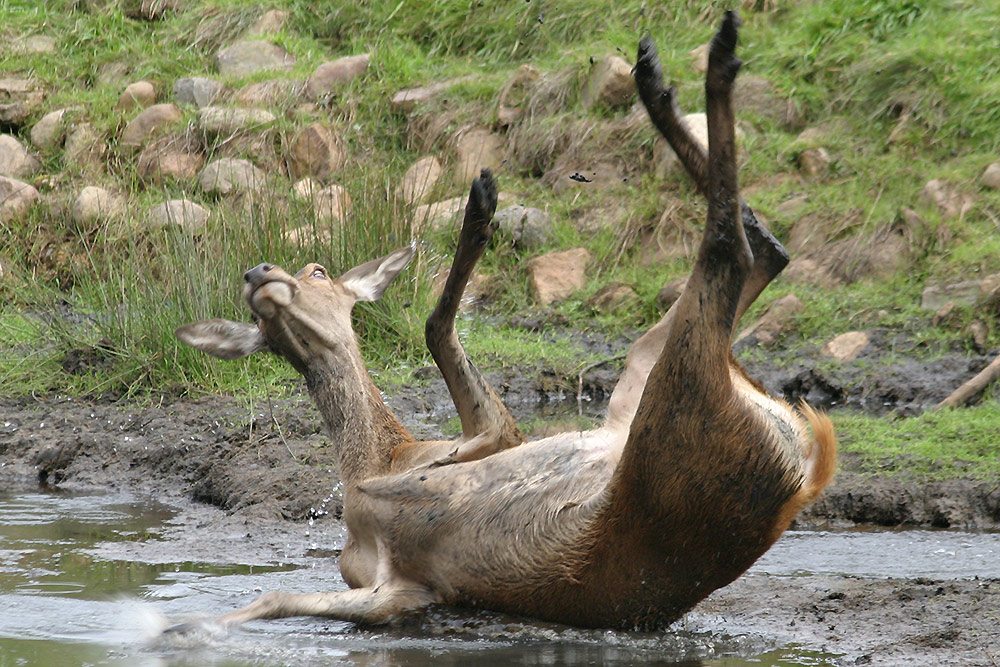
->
[654,113,708,177]
[656,277,687,310]
[0,176,40,222]
[137,138,204,184]
[774,194,810,220]
[306,54,370,100]
[398,156,442,206]
[822,331,870,362]
[495,204,552,250]
[147,199,210,233]
[72,186,126,228]
[16,35,57,55]
[689,44,710,75]
[526,248,591,306]
[799,147,830,177]
[313,184,351,223]
[215,41,295,78]
[734,75,802,130]
[30,108,73,151]
[981,162,1000,190]
[199,158,265,195]
[390,77,475,113]
[782,256,842,289]
[173,78,224,108]
[64,123,106,170]
[786,213,829,254]
[116,81,156,111]
[0,78,45,127]
[121,0,180,20]
[234,80,302,107]
[96,61,131,87]
[287,123,346,182]
[245,9,288,36]
[292,177,321,199]
[0,135,41,178]
[197,106,276,135]
[921,273,1000,311]
[735,293,805,346]
[120,103,183,151]
[969,320,989,353]
[581,55,634,110]
[920,179,972,220]
[587,282,638,313]
[453,129,503,186]
[413,191,517,235]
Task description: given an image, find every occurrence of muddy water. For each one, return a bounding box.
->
[0,488,995,667]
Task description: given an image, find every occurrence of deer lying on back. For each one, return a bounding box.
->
[174,11,836,633]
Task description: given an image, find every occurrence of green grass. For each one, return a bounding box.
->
[1,0,999,424]
[834,403,1000,481]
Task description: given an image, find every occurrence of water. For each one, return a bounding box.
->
[2,487,995,667]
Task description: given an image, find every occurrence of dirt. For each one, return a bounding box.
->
[1,342,998,666]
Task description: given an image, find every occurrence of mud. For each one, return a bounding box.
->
[1,338,998,665]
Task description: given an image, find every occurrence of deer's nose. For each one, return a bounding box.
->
[244,263,274,284]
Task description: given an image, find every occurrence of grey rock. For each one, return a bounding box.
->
[198,106,276,135]
[495,204,552,250]
[0,78,45,127]
[199,158,265,195]
[215,40,295,78]
[120,103,183,151]
[147,199,210,232]
[0,134,41,178]
[0,176,40,222]
[72,186,126,228]
[174,78,224,108]
[306,54,370,100]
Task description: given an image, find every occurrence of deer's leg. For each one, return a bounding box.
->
[634,35,788,326]
[424,169,522,462]
[164,581,438,638]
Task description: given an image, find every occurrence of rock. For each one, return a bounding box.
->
[799,147,830,177]
[121,0,180,20]
[921,274,1000,311]
[147,199,210,233]
[0,135,41,178]
[495,204,552,250]
[735,293,805,346]
[116,81,156,111]
[822,331,870,362]
[197,106,276,135]
[413,191,517,235]
[96,61,131,87]
[496,64,540,126]
[581,55,634,110]
[774,194,810,220]
[980,162,1000,190]
[734,75,802,130]
[234,80,302,107]
[14,35,57,55]
[453,129,503,186]
[398,156,442,206]
[120,103,183,151]
[64,123,106,170]
[656,277,687,310]
[526,248,591,306]
[214,41,295,78]
[782,256,842,289]
[0,78,45,128]
[0,176,40,222]
[292,176,321,199]
[920,179,972,220]
[969,320,989,353]
[786,213,829,254]
[313,184,351,223]
[287,123,346,182]
[390,76,475,113]
[173,78,224,107]
[654,113,707,177]
[137,137,204,184]
[245,9,289,36]
[587,282,638,313]
[199,158,265,195]
[72,186,125,228]
[30,108,73,151]
[689,44,710,75]
[306,54,370,100]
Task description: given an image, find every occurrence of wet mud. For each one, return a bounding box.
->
[1,339,998,665]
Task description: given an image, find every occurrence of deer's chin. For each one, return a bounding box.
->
[250,282,295,319]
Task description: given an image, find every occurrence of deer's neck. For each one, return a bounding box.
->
[303,348,412,484]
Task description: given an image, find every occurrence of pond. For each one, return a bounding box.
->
[1,485,996,666]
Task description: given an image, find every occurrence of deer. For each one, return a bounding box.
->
[172,11,836,634]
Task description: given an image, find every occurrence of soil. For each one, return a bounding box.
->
[1,340,998,666]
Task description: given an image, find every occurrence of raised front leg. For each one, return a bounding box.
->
[634,35,788,326]
[424,169,523,461]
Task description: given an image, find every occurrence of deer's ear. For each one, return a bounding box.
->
[175,319,268,359]
[339,244,415,303]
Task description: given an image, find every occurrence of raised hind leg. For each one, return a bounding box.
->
[634,35,788,326]
[424,169,522,462]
